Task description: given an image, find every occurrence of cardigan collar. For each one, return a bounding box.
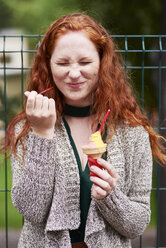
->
[45,120,80,232]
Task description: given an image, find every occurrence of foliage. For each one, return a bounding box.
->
[0,0,13,29]
[79,0,161,35]
[3,0,161,35]
[4,0,81,34]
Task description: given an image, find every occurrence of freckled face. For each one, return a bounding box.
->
[50,31,100,106]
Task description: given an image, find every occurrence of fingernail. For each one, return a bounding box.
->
[91,166,95,170]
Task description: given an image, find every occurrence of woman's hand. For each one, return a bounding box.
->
[24,91,56,139]
[90,158,120,200]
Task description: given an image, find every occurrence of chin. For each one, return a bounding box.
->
[65,99,91,107]
[65,94,91,106]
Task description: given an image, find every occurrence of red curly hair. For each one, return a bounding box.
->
[2,13,166,164]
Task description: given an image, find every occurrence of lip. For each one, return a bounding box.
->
[67,82,85,88]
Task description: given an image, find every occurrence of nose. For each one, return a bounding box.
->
[68,67,81,79]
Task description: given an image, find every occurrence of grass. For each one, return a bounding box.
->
[0,155,22,229]
[0,155,157,230]
[149,190,157,228]
[149,164,158,228]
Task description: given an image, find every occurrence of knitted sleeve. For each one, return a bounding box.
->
[11,121,56,224]
[95,127,152,239]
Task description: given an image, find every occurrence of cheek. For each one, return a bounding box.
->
[83,64,99,79]
[51,65,68,79]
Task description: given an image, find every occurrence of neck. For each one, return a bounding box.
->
[64,104,91,117]
[64,114,94,134]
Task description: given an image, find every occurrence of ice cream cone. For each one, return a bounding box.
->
[82,145,107,159]
[82,130,107,177]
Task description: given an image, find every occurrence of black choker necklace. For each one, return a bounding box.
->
[64,104,91,117]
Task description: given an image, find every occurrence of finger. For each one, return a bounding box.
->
[26,91,38,115]
[42,96,49,112]
[90,176,111,192]
[48,98,56,114]
[35,94,43,111]
[24,91,30,97]
[90,165,112,182]
[97,158,119,178]
[91,184,107,199]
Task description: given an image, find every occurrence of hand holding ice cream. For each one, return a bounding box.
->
[82,109,120,199]
[90,157,120,199]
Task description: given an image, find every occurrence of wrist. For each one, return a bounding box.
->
[33,128,54,139]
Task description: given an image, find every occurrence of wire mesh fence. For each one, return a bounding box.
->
[0,34,166,248]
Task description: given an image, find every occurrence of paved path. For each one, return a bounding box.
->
[0,230,20,248]
[131,228,156,247]
[0,228,156,248]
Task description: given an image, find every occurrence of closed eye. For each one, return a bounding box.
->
[79,62,91,65]
[56,62,69,66]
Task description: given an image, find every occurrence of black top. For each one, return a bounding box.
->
[63,118,93,243]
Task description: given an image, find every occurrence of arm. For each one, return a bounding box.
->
[92,129,152,239]
[11,124,56,224]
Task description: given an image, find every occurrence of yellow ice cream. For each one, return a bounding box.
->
[90,131,105,148]
[82,131,107,158]
[82,109,110,158]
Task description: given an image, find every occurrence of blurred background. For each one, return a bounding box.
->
[0,0,166,247]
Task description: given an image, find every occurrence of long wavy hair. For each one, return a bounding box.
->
[1,13,166,164]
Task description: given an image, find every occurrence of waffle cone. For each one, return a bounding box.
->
[88,153,103,159]
[82,145,107,159]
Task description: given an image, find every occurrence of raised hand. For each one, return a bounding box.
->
[24,91,56,139]
[90,158,120,200]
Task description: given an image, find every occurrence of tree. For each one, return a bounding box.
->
[0,0,13,28]
[4,0,81,34]
[78,0,161,34]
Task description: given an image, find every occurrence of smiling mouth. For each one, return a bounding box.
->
[67,82,85,88]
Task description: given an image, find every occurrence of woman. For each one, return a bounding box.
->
[2,13,166,248]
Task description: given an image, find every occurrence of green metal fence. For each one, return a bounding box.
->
[0,35,166,248]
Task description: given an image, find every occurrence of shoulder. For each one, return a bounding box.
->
[114,125,151,159]
[116,125,149,145]
[109,126,152,177]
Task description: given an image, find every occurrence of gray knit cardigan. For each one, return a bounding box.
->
[11,120,152,248]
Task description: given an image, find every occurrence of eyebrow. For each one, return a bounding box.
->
[53,58,69,61]
[79,57,92,60]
